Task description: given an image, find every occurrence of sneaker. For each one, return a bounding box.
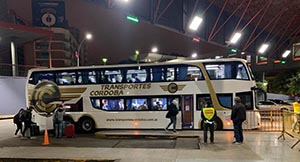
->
[232,141,237,144]
[211,142,215,144]
[234,142,242,145]
[173,130,177,133]
[164,128,168,132]
[203,142,207,145]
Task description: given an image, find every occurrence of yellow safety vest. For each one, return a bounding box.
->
[203,107,215,120]
[293,102,300,114]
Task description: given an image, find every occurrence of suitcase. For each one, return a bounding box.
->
[31,123,40,136]
[65,124,75,138]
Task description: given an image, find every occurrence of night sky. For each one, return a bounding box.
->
[7,0,227,65]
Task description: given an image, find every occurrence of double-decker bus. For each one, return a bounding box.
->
[26,58,260,132]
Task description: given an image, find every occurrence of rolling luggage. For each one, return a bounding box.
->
[31,123,40,136]
[65,124,75,138]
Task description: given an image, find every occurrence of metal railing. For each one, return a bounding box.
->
[278,111,300,149]
[0,63,43,77]
[243,110,284,132]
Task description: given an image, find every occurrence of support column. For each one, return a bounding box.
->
[10,41,17,76]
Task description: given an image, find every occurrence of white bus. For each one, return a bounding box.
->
[26,58,260,132]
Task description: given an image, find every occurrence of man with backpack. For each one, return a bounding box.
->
[21,106,33,139]
[13,108,24,136]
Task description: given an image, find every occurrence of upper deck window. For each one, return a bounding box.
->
[204,62,249,80]
[29,72,54,84]
[78,70,100,84]
[56,71,76,85]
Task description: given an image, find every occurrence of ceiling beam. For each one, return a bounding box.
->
[208,0,228,42]
[155,0,174,22]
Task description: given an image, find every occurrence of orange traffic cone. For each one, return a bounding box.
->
[42,129,50,145]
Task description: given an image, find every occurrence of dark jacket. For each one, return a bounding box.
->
[231,103,246,123]
[166,103,178,117]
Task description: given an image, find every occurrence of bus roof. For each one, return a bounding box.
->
[28,58,247,72]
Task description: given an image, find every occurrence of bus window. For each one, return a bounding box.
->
[56,71,77,85]
[216,94,232,109]
[151,67,163,81]
[196,95,212,110]
[127,69,147,83]
[204,62,250,80]
[236,92,253,110]
[177,66,188,81]
[151,98,167,110]
[78,70,99,84]
[102,70,122,83]
[126,98,148,110]
[99,98,124,111]
[90,98,101,109]
[236,64,249,80]
[166,67,175,81]
[29,72,55,84]
[177,65,203,81]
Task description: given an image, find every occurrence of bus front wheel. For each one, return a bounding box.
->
[78,117,95,133]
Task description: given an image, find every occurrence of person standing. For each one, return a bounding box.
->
[21,107,33,139]
[165,99,179,133]
[53,105,65,138]
[231,96,246,144]
[292,99,300,132]
[13,108,24,136]
[201,102,217,144]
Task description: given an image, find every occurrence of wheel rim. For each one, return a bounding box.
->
[82,119,93,132]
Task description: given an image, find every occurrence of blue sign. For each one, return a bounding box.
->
[32,0,66,27]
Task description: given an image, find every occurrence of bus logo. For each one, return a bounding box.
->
[160,83,186,93]
[30,80,61,115]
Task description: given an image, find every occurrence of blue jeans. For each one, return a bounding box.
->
[55,121,63,138]
[233,121,243,143]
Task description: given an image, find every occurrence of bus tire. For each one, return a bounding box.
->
[214,117,223,130]
[78,117,95,133]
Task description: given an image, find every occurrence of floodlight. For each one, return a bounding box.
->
[282,50,291,58]
[258,43,269,54]
[85,33,92,40]
[191,53,197,58]
[189,16,202,31]
[230,32,242,44]
[151,47,158,53]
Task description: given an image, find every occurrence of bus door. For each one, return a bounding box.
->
[181,95,193,129]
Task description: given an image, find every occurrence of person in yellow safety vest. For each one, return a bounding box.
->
[292,99,300,133]
[201,102,217,144]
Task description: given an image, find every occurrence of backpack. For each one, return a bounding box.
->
[19,110,26,122]
[13,113,19,124]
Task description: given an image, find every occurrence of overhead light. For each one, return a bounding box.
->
[85,33,92,40]
[151,47,158,53]
[282,50,291,58]
[191,53,198,58]
[230,32,242,44]
[189,16,203,31]
[258,43,269,54]
[126,15,139,23]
